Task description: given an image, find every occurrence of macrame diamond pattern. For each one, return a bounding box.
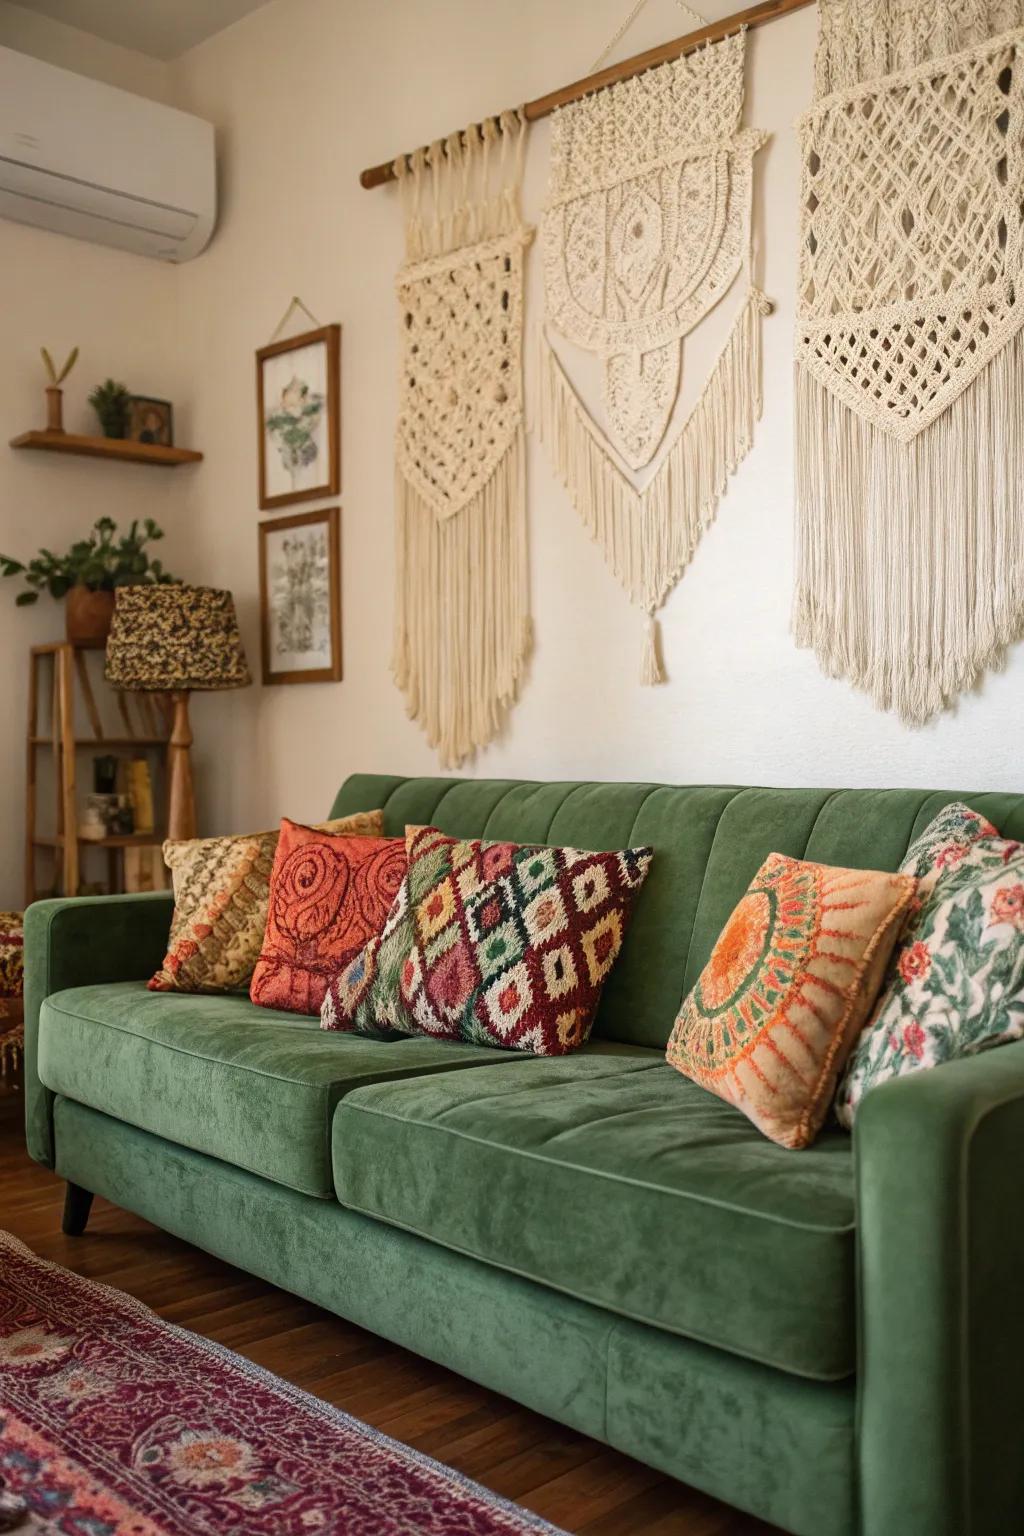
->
[391,115,533,767]
[397,233,528,519]
[798,29,1024,441]
[814,0,1024,94]
[793,0,1024,726]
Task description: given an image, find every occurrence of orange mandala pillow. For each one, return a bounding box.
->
[250,818,407,1016]
[666,853,915,1148]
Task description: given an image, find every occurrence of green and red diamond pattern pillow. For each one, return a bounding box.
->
[321,826,653,1055]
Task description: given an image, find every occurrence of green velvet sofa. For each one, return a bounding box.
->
[23,774,1024,1536]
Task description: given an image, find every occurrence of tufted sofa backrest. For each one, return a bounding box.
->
[330,775,1024,1049]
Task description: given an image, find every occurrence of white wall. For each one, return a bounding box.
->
[3,0,1021,907]
[0,5,191,905]
[172,0,1024,844]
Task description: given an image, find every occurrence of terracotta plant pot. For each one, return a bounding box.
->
[65,586,116,649]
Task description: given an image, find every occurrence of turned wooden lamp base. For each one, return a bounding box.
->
[104,587,250,843]
[167,690,197,842]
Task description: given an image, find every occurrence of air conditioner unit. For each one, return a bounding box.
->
[0,46,215,262]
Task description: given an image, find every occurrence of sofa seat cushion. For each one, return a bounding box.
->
[332,1056,856,1380]
[36,980,522,1197]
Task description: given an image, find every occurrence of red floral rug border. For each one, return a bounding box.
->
[0,1229,569,1536]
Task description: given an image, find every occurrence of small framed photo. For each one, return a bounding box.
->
[259,507,341,685]
[127,396,173,446]
[256,323,340,510]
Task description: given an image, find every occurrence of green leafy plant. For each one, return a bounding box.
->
[265,376,325,488]
[0,517,177,606]
[88,378,131,438]
[41,346,79,386]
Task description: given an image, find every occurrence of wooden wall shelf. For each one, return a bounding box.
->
[30,735,169,748]
[32,833,164,850]
[10,430,202,467]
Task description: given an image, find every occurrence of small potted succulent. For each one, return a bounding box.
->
[0,517,178,647]
[88,378,132,439]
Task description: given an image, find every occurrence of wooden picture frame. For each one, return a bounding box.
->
[256,323,340,510]
[127,395,173,446]
[259,507,342,685]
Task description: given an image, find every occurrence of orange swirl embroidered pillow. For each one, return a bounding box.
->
[250,820,407,1016]
[666,853,915,1149]
[149,809,383,996]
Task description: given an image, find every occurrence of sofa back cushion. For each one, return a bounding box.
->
[329,776,1024,1050]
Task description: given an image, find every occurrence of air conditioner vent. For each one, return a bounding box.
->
[0,45,215,262]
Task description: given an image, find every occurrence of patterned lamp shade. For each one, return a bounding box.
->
[105,585,251,692]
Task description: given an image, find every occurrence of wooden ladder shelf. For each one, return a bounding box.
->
[26,643,171,902]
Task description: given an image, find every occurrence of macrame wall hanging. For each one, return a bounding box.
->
[392,112,533,766]
[538,27,769,682]
[795,0,1024,723]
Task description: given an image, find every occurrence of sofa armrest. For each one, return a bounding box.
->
[855,1041,1024,1536]
[24,892,174,1168]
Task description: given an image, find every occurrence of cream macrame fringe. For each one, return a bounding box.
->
[539,288,768,682]
[392,111,531,765]
[393,426,531,767]
[794,330,1024,724]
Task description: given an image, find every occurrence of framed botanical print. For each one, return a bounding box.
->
[259,507,342,684]
[256,323,340,509]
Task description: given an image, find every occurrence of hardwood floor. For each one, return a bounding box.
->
[0,1084,777,1535]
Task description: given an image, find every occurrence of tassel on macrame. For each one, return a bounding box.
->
[640,613,665,685]
[539,288,769,682]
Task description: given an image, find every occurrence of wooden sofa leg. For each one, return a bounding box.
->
[61,1182,94,1236]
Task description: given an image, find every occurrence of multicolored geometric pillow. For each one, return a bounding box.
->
[666,853,915,1149]
[149,809,383,995]
[836,803,1024,1127]
[321,825,654,1055]
[250,820,407,1016]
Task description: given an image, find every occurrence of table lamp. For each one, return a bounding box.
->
[105,585,251,841]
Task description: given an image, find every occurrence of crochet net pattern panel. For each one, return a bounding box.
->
[815,0,1024,91]
[797,27,1024,441]
[391,114,532,767]
[546,28,744,201]
[794,0,1024,725]
[395,118,531,521]
[542,31,764,469]
[396,233,528,519]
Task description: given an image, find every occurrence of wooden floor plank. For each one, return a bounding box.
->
[0,1085,778,1534]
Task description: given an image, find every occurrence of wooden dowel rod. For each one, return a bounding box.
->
[359,0,814,190]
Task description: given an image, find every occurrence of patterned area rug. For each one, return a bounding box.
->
[0,1231,567,1535]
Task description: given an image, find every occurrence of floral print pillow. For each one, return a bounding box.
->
[836,803,1024,1127]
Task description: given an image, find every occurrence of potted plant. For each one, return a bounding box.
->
[0,517,178,647]
[88,378,132,439]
